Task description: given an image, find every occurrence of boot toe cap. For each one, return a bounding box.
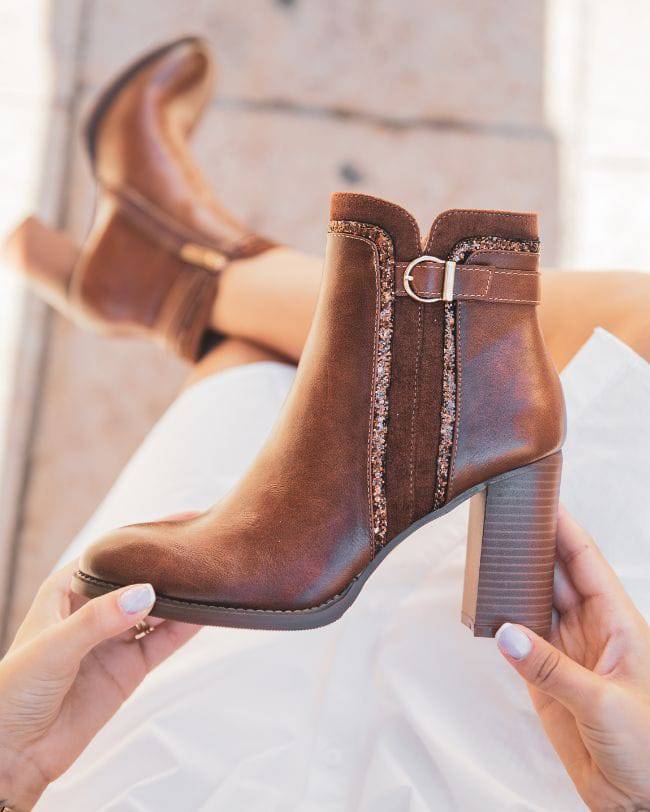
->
[79,524,183,594]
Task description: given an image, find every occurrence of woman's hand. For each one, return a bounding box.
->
[496,507,650,811]
[0,561,199,811]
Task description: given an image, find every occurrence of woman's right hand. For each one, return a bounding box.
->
[496,508,650,811]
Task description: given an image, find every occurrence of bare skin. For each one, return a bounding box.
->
[214,249,650,369]
[212,247,321,363]
[540,270,650,370]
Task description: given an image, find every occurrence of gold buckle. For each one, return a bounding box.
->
[180,242,228,272]
[403,255,456,303]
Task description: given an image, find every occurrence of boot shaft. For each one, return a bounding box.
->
[72,38,274,360]
[323,193,565,547]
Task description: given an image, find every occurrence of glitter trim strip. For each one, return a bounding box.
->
[432,236,540,509]
[329,219,395,550]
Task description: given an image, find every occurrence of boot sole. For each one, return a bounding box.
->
[72,452,561,638]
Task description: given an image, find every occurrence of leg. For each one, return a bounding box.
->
[214,252,650,369]
[211,247,322,363]
[9,216,649,370]
[184,336,289,390]
[540,270,650,369]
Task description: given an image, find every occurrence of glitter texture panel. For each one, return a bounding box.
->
[432,236,540,509]
[328,220,395,550]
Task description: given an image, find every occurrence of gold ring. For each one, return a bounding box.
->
[133,621,155,641]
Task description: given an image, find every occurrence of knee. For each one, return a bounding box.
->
[185,337,290,387]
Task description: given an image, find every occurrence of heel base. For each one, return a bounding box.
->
[462,611,551,639]
[461,611,500,638]
[4,216,78,311]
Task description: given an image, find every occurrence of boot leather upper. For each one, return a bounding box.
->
[80,193,565,610]
[71,37,273,360]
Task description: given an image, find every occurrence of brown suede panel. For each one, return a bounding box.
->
[385,298,423,538]
[384,298,445,539]
[330,192,422,260]
[425,209,538,257]
[412,302,445,518]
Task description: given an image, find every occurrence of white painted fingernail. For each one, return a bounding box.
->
[496,623,532,660]
[118,584,155,615]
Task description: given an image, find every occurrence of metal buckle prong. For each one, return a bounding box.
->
[403,255,456,303]
[442,260,456,302]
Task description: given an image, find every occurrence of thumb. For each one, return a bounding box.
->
[48,583,156,663]
[496,622,602,716]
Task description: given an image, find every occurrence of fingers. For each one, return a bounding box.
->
[9,561,80,651]
[555,507,622,599]
[138,620,202,671]
[48,583,156,663]
[552,557,581,613]
[496,622,603,717]
[556,508,643,627]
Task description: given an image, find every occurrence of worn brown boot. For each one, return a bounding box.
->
[74,193,565,638]
[4,37,274,361]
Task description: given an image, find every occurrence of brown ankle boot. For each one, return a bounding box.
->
[4,37,274,361]
[74,193,565,638]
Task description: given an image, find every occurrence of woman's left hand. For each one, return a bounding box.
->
[496,508,650,811]
[0,561,199,811]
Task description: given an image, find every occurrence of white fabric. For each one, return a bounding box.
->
[38,329,650,811]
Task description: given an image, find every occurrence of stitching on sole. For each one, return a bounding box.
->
[74,571,356,616]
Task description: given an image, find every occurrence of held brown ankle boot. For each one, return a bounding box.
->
[74,193,565,638]
[4,37,274,361]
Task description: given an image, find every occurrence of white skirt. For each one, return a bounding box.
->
[39,330,650,812]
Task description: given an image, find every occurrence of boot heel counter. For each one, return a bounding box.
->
[551,360,567,453]
[534,308,567,457]
[448,299,566,500]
